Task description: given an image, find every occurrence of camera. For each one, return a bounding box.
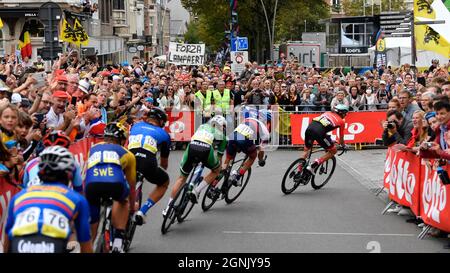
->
[387,121,396,130]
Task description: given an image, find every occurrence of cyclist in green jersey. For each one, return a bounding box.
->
[163,115,228,214]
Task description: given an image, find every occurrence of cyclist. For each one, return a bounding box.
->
[3,146,93,253]
[224,108,271,187]
[84,122,136,253]
[164,115,227,211]
[300,104,348,175]
[129,107,171,226]
[22,130,83,193]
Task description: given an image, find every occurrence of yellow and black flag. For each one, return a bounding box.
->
[73,18,89,47]
[60,17,76,45]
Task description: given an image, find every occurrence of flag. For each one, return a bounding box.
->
[0,18,3,29]
[414,0,436,19]
[18,29,32,59]
[374,29,387,69]
[415,24,450,58]
[73,18,89,47]
[60,18,76,44]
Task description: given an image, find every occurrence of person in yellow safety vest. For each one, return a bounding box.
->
[195,81,213,116]
[212,81,234,115]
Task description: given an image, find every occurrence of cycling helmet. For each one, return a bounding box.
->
[209,115,227,128]
[104,122,128,140]
[334,104,349,115]
[258,109,272,123]
[43,130,71,148]
[147,107,168,127]
[38,146,75,182]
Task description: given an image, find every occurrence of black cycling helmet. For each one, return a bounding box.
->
[104,122,128,140]
[147,107,168,127]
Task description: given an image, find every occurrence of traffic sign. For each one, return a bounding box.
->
[231,37,248,51]
[230,51,248,74]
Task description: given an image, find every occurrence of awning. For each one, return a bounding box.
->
[0,8,39,18]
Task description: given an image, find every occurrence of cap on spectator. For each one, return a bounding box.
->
[380,80,386,85]
[122,61,129,67]
[145,97,154,103]
[223,66,231,71]
[78,80,90,94]
[111,69,120,75]
[11,93,22,104]
[425,111,436,121]
[53,90,69,98]
[101,71,111,78]
[55,74,68,83]
[112,75,121,81]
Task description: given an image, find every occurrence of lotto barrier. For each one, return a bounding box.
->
[383,148,450,234]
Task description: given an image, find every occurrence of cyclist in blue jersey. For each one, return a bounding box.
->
[22,130,84,193]
[4,146,93,253]
[128,107,171,226]
[85,122,136,253]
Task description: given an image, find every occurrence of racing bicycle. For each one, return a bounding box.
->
[281,146,348,194]
[160,160,205,234]
[201,154,253,212]
[93,198,114,253]
[123,172,145,252]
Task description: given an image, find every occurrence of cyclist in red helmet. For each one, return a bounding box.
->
[22,130,84,193]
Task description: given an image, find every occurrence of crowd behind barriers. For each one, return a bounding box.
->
[0,49,450,251]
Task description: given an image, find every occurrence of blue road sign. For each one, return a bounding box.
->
[231,37,248,52]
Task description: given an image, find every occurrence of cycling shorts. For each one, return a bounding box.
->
[9,234,67,253]
[180,140,220,176]
[85,182,130,224]
[226,139,258,159]
[304,121,335,150]
[131,148,169,186]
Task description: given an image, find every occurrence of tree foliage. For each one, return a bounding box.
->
[341,0,407,16]
[181,0,329,62]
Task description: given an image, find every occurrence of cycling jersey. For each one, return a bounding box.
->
[5,183,91,252]
[22,158,84,193]
[128,121,171,158]
[128,121,171,185]
[304,112,346,150]
[85,142,136,185]
[232,118,270,144]
[180,124,227,176]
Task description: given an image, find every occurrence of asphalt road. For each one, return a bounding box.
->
[129,150,448,253]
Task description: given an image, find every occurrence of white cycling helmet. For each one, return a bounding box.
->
[209,115,227,128]
[38,146,75,182]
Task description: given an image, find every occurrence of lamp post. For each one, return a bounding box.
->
[260,0,278,61]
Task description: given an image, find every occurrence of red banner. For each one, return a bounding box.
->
[164,111,195,142]
[69,137,103,180]
[383,148,421,216]
[0,177,21,252]
[290,111,386,145]
[420,161,450,233]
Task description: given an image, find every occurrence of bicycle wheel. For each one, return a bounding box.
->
[124,181,144,252]
[225,168,251,204]
[311,157,336,190]
[161,183,187,234]
[177,184,195,223]
[201,182,221,212]
[281,158,308,194]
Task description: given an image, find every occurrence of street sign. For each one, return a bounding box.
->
[231,51,248,74]
[231,37,248,51]
[38,2,62,23]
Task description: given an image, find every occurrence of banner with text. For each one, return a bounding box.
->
[168,43,205,66]
[290,111,386,145]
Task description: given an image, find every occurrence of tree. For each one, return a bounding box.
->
[341,0,407,16]
[181,0,329,63]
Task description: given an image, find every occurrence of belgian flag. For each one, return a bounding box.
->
[18,28,32,59]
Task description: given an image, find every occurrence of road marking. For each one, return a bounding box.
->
[223,231,415,237]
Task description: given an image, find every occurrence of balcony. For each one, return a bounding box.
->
[112,10,128,28]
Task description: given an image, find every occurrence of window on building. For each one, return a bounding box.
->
[113,0,125,10]
[150,17,154,36]
[341,22,373,47]
[23,19,44,38]
[100,0,112,23]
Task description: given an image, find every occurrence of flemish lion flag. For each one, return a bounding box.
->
[414,0,436,19]
[18,29,32,59]
[0,17,3,29]
[415,24,450,58]
[60,18,77,45]
[73,18,89,47]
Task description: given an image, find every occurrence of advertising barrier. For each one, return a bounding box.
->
[290,111,386,145]
[384,148,450,233]
[0,177,21,252]
[164,111,195,142]
[69,137,103,180]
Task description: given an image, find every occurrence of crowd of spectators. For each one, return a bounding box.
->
[0,50,449,244]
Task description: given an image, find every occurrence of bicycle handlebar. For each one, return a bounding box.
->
[337,145,349,156]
